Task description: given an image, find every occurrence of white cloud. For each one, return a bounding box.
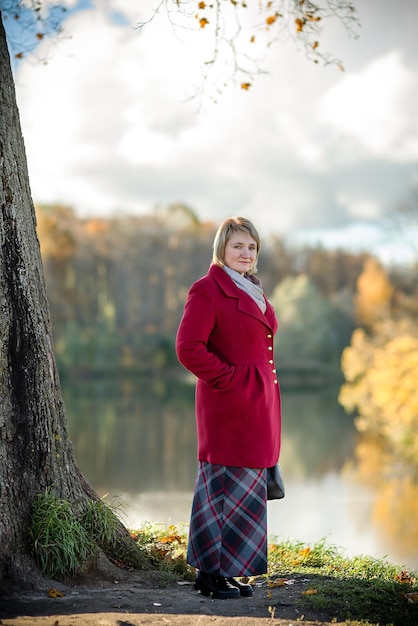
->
[337,194,380,220]
[12,0,418,262]
[319,52,418,161]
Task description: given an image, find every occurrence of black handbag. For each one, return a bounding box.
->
[267,463,285,500]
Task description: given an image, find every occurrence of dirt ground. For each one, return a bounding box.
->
[0,566,339,626]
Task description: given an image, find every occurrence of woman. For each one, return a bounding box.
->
[176,216,281,599]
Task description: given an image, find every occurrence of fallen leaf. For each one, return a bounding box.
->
[299,547,311,557]
[302,588,318,595]
[47,588,64,598]
[404,592,418,603]
[395,570,416,584]
[267,578,287,588]
[160,534,183,544]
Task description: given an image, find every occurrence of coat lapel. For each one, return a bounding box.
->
[208,265,275,331]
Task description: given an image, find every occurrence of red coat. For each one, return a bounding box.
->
[176,264,281,468]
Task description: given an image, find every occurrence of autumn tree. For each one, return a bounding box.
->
[354,257,394,328]
[339,325,418,467]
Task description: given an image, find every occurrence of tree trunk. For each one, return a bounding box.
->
[0,12,144,585]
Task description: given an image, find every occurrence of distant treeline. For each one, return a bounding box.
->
[36,203,417,381]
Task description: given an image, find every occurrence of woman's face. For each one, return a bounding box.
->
[224,231,257,275]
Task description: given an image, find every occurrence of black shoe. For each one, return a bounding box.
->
[226,577,253,597]
[194,571,240,599]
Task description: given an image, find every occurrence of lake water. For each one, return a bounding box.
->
[63,376,418,572]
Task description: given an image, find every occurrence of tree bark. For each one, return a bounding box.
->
[0,12,144,585]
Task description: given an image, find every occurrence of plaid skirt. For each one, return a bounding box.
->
[187,461,268,576]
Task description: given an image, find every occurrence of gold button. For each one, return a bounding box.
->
[267,334,272,338]
[269,360,273,364]
[268,346,272,351]
[272,369,276,373]
[274,380,278,384]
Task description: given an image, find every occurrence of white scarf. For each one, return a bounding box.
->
[223,266,267,314]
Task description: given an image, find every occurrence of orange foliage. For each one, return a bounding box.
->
[84,218,109,235]
[36,205,77,261]
[295,17,305,32]
[306,14,321,22]
[266,14,279,26]
[354,257,394,326]
[48,588,64,598]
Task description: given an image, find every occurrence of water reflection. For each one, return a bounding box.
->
[63,377,418,572]
[65,377,197,493]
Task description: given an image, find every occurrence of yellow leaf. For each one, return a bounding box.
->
[250,35,255,43]
[396,571,416,584]
[48,588,64,598]
[198,1,206,8]
[199,17,209,28]
[306,14,321,22]
[266,14,278,26]
[267,578,286,587]
[160,534,183,544]
[295,18,305,32]
[36,33,44,40]
[299,546,311,557]
[302,588,317,595]
[241,82,251,90]
[312,41,319,50]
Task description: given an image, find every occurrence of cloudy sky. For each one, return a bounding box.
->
[7,0,418,264]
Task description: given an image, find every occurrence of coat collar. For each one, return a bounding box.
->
[207,264,275,330]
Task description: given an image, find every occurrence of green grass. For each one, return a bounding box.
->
[267,537,418,625]
[80,495,123,548]
[29,489,125,577]
[131,526,418,626]
[29,488,97,577]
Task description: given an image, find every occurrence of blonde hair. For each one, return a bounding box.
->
[212,216,261,275]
